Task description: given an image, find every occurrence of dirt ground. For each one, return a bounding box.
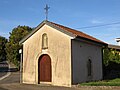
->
[0,83,120,90]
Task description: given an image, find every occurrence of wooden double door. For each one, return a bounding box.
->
[38,54,51,83]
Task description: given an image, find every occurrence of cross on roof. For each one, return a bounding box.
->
[44,4,50,20]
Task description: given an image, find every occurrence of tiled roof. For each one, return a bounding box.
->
[116,38,120,41]
[108,44,120,50]
[47,21,106,45]
[20,20,107,45]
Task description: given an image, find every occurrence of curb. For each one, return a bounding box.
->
[0,61,11,81]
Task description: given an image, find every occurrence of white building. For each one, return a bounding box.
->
[20,20,107,87]
[116,38,120,46]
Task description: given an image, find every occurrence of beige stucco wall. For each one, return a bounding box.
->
[22,24,72,87]
[71,39,103,84]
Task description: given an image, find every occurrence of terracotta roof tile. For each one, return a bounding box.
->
[20,20,107,45]
[48,21,107,45]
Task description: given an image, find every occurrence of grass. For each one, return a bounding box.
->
[80,78,120,86]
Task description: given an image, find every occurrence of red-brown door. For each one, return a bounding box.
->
[38,55,51,83]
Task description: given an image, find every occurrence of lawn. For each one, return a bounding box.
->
[80,78,120,86]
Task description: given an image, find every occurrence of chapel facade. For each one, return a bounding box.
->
[20,20,106,87]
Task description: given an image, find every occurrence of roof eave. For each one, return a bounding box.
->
[76,36,108,46]
[19,20,47,44]
[19,20,76,44]
[108,44,120,50]
[45,21,76,38]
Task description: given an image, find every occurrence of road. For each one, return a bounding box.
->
[0,84,79,90]
[0,61,9,78]
[0,61,19,84]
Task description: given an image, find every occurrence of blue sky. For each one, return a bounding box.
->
[0,0,120,45]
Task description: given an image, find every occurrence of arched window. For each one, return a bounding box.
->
[42,33,48,49]
[87,59,92,76]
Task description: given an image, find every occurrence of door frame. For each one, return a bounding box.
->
[38,54,52,84]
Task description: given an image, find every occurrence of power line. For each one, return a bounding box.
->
[76,21,120,29]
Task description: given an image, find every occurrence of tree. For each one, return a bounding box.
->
[103,48,110,66]
[103,48,120,66]
[103,48,120,79]
[6,25,32,69]
[0,36,7,62]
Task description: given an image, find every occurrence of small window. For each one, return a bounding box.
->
[87,59,92,76]
[42,33,48,49]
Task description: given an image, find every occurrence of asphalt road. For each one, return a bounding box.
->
[0,61,8,77]
[0,61,20,84]
[0,71,20,84]
[1,84,120,90]
[0,84,79,90]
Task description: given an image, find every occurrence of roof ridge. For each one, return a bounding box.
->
[46,21,90,36]
[20,20,107,45]
[46,20,106,45]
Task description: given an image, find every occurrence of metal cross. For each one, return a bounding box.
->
[44,4,50,20]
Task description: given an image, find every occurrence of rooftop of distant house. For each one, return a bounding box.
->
[116,38,120,42]
[108,44,120,51]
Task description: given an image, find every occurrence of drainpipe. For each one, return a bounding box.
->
[19,49,22,84]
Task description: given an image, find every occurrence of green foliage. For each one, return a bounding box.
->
[80,78,120,86]
[103,47,120,79]
[103,48,120,66]
[103,48,110,66]
[6,25,32,69]
[0,36,7,62]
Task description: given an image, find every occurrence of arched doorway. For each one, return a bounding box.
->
[38,54,52,83]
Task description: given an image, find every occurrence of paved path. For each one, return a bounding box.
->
[0,84,78,90]
[1,84,120,90]
[0,61,20,84]
[0,61,9,78]
[0,71,20,84]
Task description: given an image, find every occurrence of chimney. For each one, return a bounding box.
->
[116,38,120,46]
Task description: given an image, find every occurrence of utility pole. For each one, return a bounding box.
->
[19,49,22,84]
[44,4,50,20]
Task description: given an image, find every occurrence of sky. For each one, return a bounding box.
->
[0,0,120,45]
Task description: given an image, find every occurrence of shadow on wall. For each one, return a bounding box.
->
[103,61,120,80]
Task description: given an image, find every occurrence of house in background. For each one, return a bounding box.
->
[116,38,120,46]
[108,38,120,51]
[108,44,120,52]
[108,39,120,54]
[19,20,107,87]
